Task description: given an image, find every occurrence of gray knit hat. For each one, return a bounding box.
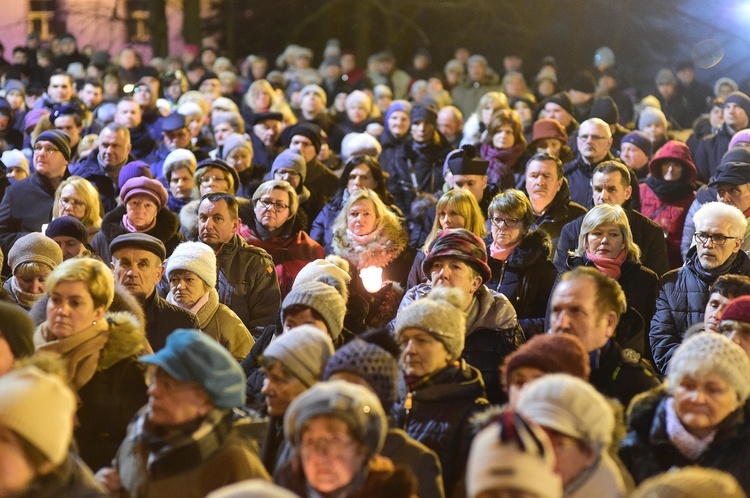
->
[282,280,346,340]
[222,133,253,161]
[668,332,750,401]
[638,107,668,131]
[271,149,307,183]
[165,241,217,288]
[9,232,63,275]
[262,325,335,387]
[284,380,387,456]
[300,84,327,106]
[324,338,399,407]
[394,286,467,360]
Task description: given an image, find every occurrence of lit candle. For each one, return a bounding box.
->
[360,266,383,293]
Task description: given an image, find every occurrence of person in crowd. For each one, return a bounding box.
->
[331,188,414,326]
[512,95,537,143]
[241,79,295,131]
[45,216,94,260]
[339,90,374,135]
[451,55,504,118]
[654,68,691,129]
[637,106,670,154]
[147,112,207,182]
[479,109,527,190]
[701,275,750,334]
[241,180,323,297]
[519,152,587,254]
[98,329,270,496]
[209,110,243,159]
[621,333,750,493]
[35,257,148,472]
[550,267,660,407]
[437,105,464,148]
[70,123,134,213]
[0,366,108,496]
[165,241,254,361]
[270,147,324,224]
[3,232,62,310]
[717,295,750,358]
[277,380,416,497]
[640,140,698,269]
[222,132,264,199]
[178,101,213,153]
[460,91,509,148]
[695,91,750,183]
[282,123,339,208]
[34,73,75,111]
[195,192,281,337]
[485,189,558,338]
[162,148,198,214]
[91,176,182,263]
[109,233,197,351]
[708,146,750,251]
[0,130,72,257]
[323,329,446,498]
[250,111,284,172]
[50,104,84,163]
[111,98,156,160]
[180,158,240,241]
[517,374,627,497]
[527,117,574,163]
[1,149,30,184]
[0,301,35,375]
[556,161,669,277]
[620,130,653,183]
[51,175,102,242]
[651,201,750,373]
[467,411,563,498]
[393,287,489,497]
[295,84,345,152]
[541,91,578,143]
[631,466,745,498]
[446,144,499,217]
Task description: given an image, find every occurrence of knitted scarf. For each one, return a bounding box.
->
[586,249,627,280]
[693,251,739,281]
[490,240,520,262]
[10,276,43,310]
[646,175,694,203]
[480,142,525,187]
[665,397,715,460]
[122,213,157,233]
[346,221,385,247]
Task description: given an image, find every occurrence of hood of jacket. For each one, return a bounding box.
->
[97,311,148,370]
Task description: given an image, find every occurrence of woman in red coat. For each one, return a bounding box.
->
[639,140,697,269]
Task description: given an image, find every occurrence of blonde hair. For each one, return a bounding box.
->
[332,189,394,237]
[253,180,299,217]
[424,189,486,251]
[46,258,115,309]
[574,204,641,263]
[15,262,53,279]
[52,176,103,232]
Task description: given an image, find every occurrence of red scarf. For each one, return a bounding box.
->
[490,239,519,262]
[586,249,626,280]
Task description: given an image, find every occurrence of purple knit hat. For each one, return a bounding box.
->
[120,176,168,210]
[621,130,653,157]
[423,228,492,283]
[118,161,154,190]
[721,296,750,324]
[729,128,750,150]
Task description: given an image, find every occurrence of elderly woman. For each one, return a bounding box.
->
[639,140,697,269]
[277,380,415,497]
[179,158,240,240]
[312,155,400,251]
[92,176,183,263]
[165,241,254,361]
[480,109,527,190]
[223,132,265,199]
[407,188,486,288]
[162,148,198,214]
[3,233,63,310]
[52,175,102,242]
[331,188,414,326]
[621,333,750,492]
[34,258,148,472]
[485,189,558,338]
[461,91,509,148]
[240,180,323,297]
[527,117,574,163]
[564,203,659,352]
[393,287,488,498]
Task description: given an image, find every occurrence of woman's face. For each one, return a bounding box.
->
[0,425,36,496]
[534,138,562,157]
[438,204,466,230]
[199,167,230,195]
[125,195,159,231]
[346,103,368,125]
[514,101,532,124]
[506,366,545,408]
[226,147,252,173]
[347,199,376,236]
[673,372,741,438]
[481,104,498,126]
[169,270,207,309]
[710,105,725,129]
[492,124,515,149]
[169,167,196,199]
[387,111,410,138]
[586,223,625,259]
[253,90,271,111]
[661,160,683,182]
[643,122,666,143]
[15,267,51,294]
[490,211,524,249]
[46,280,106,339]
[347,164,377,195]
[58,185,86,220]
[300,417,366,494]
[399,327,451,377]
[254,188,291,231]
[186,115,203,139]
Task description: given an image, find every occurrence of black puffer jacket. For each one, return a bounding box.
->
[485,229,557,339]
[393,360,488,498]
[621,388,750,493]
[650,247,750,374]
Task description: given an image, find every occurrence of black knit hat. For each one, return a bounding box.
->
[724,91,750,118]
[46,216,87,244]
[0,302,35,359]
[35,130,71,162]
[410,104,438,126]
[544,92,574,116]
[283,123,322,153]
[589,96,619,125]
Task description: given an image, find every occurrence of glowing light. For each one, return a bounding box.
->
[360,266,383,293]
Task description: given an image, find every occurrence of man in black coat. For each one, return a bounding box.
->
[109,233,197,351]
[250,112,284,173]
[554,161,669,276]
[695,91,750,183]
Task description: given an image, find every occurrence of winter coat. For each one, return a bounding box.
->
[249,133,281,173]
[214,233,281,338]
[382,428,445,498]
[639,183,694,270]
[620,388,750,493]
[485,229,557,339]
[91,204,183,264]
[378,129,413,211]
[393,360,488,498]
[650,247,750,374]
[70,153,137,213]
[15,453,107,498]
[554,205,670,277]
[563,152,641,211]
[128,124,157,160]
[142,290,198,352]
[694,123,734,183]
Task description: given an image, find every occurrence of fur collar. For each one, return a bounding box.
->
[98,311,148,370]
[101,203,181,242]
[505,229,552,270]
[331,214,408,269]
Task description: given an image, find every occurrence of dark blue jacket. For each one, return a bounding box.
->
[563,152,641,211]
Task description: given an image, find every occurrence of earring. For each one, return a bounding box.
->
[92,321,97,326]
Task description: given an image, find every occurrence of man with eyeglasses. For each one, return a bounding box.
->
[564,118,641,210]
[0,130,71,270]
[651,201,750,374]
[146,112,208,183]
[197,193,280,338]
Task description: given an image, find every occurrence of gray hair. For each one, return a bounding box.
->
[694,202,748,239]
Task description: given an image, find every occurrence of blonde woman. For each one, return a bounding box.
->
[51,175,102,241]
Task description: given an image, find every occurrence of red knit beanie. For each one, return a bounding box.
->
[501,334,590,391]
[720,296,750,325]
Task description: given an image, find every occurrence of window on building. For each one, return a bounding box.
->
[126,0,150,43]
[28,0,56,41]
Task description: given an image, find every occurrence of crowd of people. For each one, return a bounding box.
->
[3,31,750,497]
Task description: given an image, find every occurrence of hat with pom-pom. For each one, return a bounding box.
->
[262,325,335,387]
[282,280,346,341]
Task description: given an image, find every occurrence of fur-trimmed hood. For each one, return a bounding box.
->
[331,213,409,270]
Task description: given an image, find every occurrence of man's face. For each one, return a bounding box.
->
[114,101,142,128]
[80,83,103,110]
[169,167,195,199]
[162,127,191,152]
[48,75,73,104]
[411,120,435,144]
[97,128,131,169]
[619,142,649,171]
[260,362,307,417]
[111,248,164,300]
[695,215,743,270]
[525,160,563,212]
[454,174,487,202]
[724,102,749,130]
[704,292,733,333]
[289,135,316,163]
[54,115,82,147]
[199,78,220,101]
[33,140,68,179]
[549,278,616,352]
[437,111,460,139]
[468,61,486,82]
[52,235,84,260]
[544,102,572,128]
[300,91,325,116]
[253,119,282,147]
[592,171,631,206]
[577,121,612,163]
[147,368,212,426]
[717,183,750,214]
[198,199,239,249]
[212,122,235,146]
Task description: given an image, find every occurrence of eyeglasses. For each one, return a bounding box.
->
[299,438,356,458]
[274,169,300,178]
[257,198,289,212]
[60,196,85,208]
[200,175,228,185]
[490,216,521,228]
[33,145,60,154]
[694,232,739,246]
[578,134,607,142]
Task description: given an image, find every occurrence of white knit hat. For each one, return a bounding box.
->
[293,256,351,289]
[207,480,298,498]
[340,132,382,162]
[516,374,614,455]
[0,366,76,466]
[166,241,217,288]
[668,332,750,401]
[1,149,29,175]
[262,325,335,387]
